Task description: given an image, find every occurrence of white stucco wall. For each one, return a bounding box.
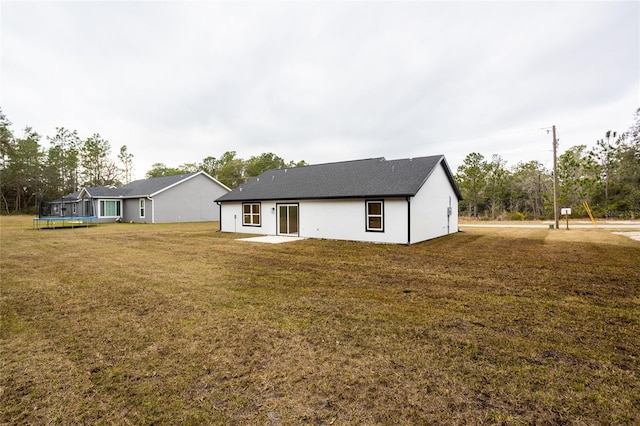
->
[219,201,273,235]
[299,199,409,244]
[409,162,459,243]
[220,198,409,244]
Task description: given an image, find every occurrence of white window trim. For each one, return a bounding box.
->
[139,198,145,218]
[99,199,122,218]
[242,202,261,227]
[366,200,384,232]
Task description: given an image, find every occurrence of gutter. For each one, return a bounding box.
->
[406,196,411,246]
[216,193,416,203]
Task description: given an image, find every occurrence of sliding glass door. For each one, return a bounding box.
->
[277,204,299,236]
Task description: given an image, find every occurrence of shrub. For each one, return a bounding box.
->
[507,212,527,221]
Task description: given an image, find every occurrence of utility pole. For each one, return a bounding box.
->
[552,125,559,230]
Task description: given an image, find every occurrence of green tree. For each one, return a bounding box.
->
[145,163,189,178]
[455,152,488,217]
[590,130,624,217]
[245,152,287,178]
[178,162,199,173]
[42,145,64,198]
[47,127,81,194]
[118,145,134,184]
[614,109,640,217]
[510,161,550,219]
[485,154,509,218]
[557,145,598,215]
[614,142,640,218]
[0,110,15,212]
[214,151,245,188]
[0,108,12,171]
[1,126,44,213]
[199,156,217,178]
[287,160,308,168]
[81,133,119,187]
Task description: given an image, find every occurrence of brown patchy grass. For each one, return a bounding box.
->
[1,215,639,425]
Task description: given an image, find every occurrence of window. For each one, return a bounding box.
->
[99,200,121,217]
[139,198,145,218]
[243,203,261,226]
[366,200,384,232]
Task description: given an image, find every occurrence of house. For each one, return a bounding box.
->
[47,171,230,224]
[215,155,462,245]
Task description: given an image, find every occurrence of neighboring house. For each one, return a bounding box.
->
[49,171,230,224]
[215,155,462,245]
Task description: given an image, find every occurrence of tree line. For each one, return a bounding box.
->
[455,108,640,219]
[1,109,134,213]
[2,107,638,218]
[145,151,306,190]
[0,108,305,214]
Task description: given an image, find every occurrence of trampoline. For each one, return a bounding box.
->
[33,195,99,229]
[33,216,98,230]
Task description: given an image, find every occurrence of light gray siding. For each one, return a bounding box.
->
[122,198,146,223]
[151,173,225,223]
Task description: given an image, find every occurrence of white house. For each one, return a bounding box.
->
[215,155,461,245]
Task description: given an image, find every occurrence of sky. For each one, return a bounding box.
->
[1,1,639,180]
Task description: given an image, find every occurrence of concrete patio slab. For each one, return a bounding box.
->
[237,235,306,244]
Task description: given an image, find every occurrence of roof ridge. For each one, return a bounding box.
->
[267,157,387,173]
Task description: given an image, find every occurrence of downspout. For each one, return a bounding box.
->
[216,201,222,232]
[147,196,153,224]
[406,197,411,246]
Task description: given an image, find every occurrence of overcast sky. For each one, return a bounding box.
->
[2,1,638,180]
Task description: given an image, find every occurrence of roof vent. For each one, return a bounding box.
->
[392,165,395,172]
[272,175,275,180]
[239,187,243,192]
[257,177,260,182]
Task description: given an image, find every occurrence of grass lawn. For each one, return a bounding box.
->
[1,216,638,424]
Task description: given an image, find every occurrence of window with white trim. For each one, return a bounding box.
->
[243,203,261,226]
[139,198,145,218]
[99,199,121,218]
[366,200,384,232]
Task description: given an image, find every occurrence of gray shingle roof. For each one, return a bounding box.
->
[216,155,461,202]
[83,186,124,197]
[50,191,82,203]
[118,172,200,197]
[66,172,206,200]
